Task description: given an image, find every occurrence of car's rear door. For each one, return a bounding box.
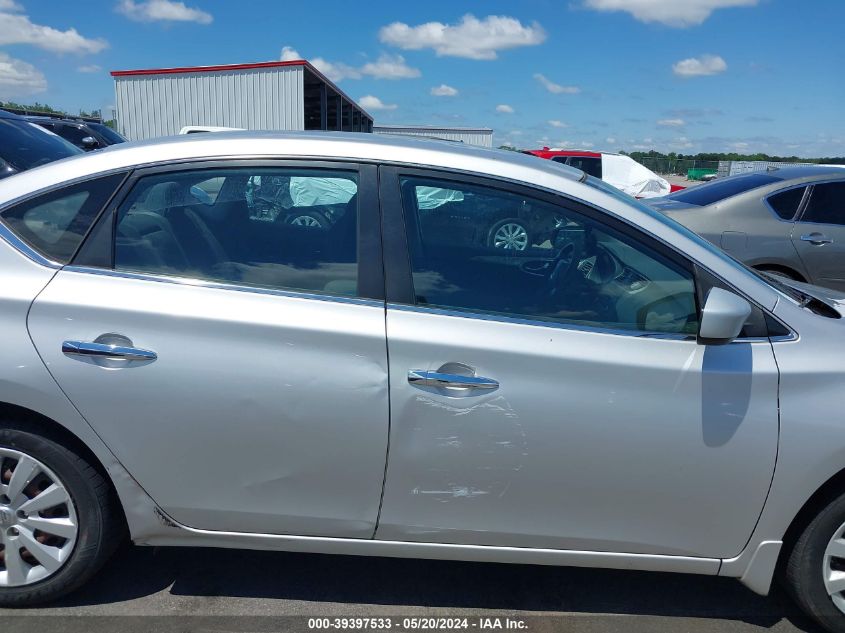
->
[791,180,845,290]
[375,166,779,559]
[28,160,390,537]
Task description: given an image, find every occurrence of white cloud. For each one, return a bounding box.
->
[582,0,758,27]
[606,137,616,144]
[431,83,458,97]
[116,0,212,24]
[76,64,102,73]
[279,46,302,61]
[311,57,361,82]
[580,141,595,148]
[360,54,420,80]
[657,118,685,127]
[548,120,568,128]
[0,52,46,98]
[379,14,546,60]
[496,104,514,114]
[672,54,727,77]
[359,95,397,111]
[729,141,749,151]
[0,10,108,54]
[282,47,418,82]
[533,73,580,94]
[0,0,22,11]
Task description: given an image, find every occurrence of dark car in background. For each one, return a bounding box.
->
[26,116,127,151]
[0,109,82,179]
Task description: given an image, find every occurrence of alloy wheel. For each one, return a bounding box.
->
[290,215,322,227]
[492,222,529,250]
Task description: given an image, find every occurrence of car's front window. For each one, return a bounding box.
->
[399,174,699,335]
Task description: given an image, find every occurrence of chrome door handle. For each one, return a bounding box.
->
[800,233,833,245]
[408,370,499,390]
[62,340,157,362]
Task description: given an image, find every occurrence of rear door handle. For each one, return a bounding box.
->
[800,233,833,245]
[408,370,498,390]
[62,340,157,362]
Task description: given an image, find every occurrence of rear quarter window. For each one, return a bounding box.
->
[0,173,126,263]
[766,186,807,220]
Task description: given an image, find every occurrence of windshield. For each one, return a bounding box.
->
[665,173,780,206]
[88,122,127,144]
[0,120,82,171]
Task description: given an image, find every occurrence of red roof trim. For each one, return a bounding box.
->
[524,149,602,159]
[110,60,307,77]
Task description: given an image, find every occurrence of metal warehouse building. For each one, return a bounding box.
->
[112,60,373,141]
[373,125,493,147]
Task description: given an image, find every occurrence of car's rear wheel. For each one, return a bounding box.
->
[785,491,845,633]
[488,219,531,251]
[0,428,122,606]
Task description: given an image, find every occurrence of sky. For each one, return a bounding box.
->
[0,0,843,156]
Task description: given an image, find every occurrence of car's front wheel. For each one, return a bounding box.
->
[488,219,531,251]
[0,427,122,606]
[785,491,845,633]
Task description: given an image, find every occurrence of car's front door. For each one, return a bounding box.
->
[28,161,390,537]
[375,167,779,559]
[791,181,845,290]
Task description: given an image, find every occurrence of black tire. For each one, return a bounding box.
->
[785,491,845,633]
[0,428,123,607]
[487,218,532,251]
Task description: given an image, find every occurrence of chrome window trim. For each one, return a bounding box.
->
[388,302,790,344]
[62,265,384,308]
[0,221,61,268]
[762,183,810,223]
[387,302,701,342]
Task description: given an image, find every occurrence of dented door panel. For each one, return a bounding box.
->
[376,307,778,559]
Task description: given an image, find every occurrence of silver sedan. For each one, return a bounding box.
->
[647,166,845,290]
[0,133,843,633]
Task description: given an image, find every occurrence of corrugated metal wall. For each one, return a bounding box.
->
[115,66,305,140]
[373,126,493,148]
[718,160,818,177]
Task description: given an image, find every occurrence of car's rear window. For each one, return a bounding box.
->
[666,173,780,207]
[0,119,81,170]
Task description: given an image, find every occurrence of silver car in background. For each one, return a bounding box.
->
[648,166,845,290]
[1,133,845,632]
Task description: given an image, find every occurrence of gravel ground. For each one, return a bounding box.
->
[0,544,827,633]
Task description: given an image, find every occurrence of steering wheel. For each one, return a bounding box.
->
[546,239,580,292]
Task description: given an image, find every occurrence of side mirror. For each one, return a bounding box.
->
[81,136,99,150]
[698,288,752,345]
